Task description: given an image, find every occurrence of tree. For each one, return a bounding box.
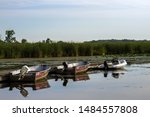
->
[0,34,2,40]
[0,34,3,42]
[5,30,16,43]
[46,38,53,43]
[21,39,27,43]
[42,40,46,43]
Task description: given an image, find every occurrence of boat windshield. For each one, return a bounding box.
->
[112,59,119,65]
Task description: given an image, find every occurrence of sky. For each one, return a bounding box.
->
[0,0,150,42]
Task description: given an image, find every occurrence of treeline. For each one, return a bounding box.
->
[0,41,150,58]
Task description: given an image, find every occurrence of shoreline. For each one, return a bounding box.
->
[0,55,150,65]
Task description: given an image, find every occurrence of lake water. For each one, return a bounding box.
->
[0,63,150,100]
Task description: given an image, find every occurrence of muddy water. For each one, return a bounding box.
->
[0,63,150,100]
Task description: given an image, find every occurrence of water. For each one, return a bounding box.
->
[0,63,150,100]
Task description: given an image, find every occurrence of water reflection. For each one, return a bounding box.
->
[88,69,126,79]
[48,73,90,87]
[0,68,127,99]
[0,78,50,97]
[112,72,120,78]
[102,70,125,79]
[2,64,150,99]
[9,83,29,97]
[0,69,126,98]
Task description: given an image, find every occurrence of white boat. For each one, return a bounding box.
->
[98,59,127,70]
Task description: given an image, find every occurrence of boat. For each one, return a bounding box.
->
[9,65,51,82]
[0,70,12,82]
[89,59,127,70]
[0,82,9,89]
[49,61,90,75]
[0,74,10,82]
[98,59,127,70]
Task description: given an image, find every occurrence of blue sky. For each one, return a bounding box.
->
[0,0,150,42]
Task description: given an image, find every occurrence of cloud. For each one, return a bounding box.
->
[0,0,34,9]
[1,0,150,10]
[1,0,150,20]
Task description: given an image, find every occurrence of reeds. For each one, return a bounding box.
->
[0,41,150,58]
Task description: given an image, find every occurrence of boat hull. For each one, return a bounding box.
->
[74,64,89,74]
[49,61,90,75]
[9,65,50,82]
[0,74,10,82]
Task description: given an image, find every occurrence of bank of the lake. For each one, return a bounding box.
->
[0,56,150,68]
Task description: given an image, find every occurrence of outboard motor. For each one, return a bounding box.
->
[19,65,30,80]
[62,62,68,71]
[104,61,108,70]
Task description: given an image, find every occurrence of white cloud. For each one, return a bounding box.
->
[1,0,150,41]
[1,0,150,19]
[1,0,150,9]
[0,0,34,9]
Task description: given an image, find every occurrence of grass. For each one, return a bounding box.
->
[0,55,150,66]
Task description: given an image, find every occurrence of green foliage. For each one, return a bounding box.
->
[0,41,150,58]
[21,39,27,43]
[5,30,16,43]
